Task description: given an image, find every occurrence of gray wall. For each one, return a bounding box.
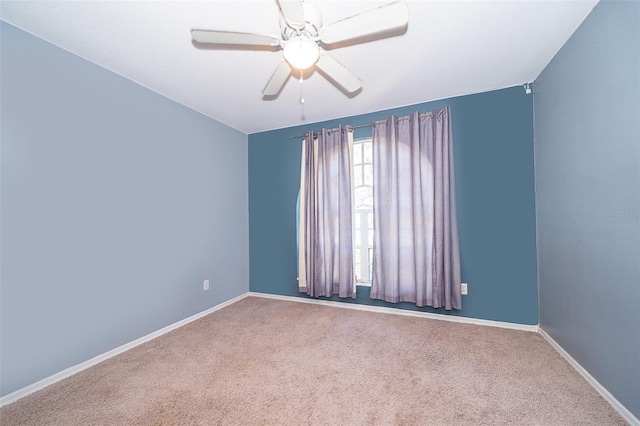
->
[0,22,249,396]
[534,0,639,418]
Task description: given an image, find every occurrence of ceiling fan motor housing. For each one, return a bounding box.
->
[279,2,322,40]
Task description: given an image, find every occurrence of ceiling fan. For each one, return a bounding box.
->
[190,1,409,98]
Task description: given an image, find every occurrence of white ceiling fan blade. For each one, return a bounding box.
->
[315,54,362,94]
[191,29,281,47]
[319,1,409,46]
[276,0,306,28]
[263,61,292,96]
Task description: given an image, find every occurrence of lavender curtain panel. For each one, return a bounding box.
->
[370,108,461,309]
[298,126,356,298]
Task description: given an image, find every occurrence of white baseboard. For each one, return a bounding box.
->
[0,292,250,407]
[539,328,639,426]
[248,292,540,332]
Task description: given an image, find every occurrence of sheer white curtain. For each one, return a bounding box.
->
[298,126,356,298]
[370,108,461,309]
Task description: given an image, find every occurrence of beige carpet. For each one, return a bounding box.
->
[1,296,625,425]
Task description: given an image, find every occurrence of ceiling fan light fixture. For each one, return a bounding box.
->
[283,36,319,70]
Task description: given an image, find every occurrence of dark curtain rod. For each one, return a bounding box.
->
[289,111,437,139]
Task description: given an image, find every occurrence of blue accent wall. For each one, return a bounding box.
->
[534,0,640,418]
[249,86,538,325]
[0,22,249,396]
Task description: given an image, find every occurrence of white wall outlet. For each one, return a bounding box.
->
[461,282,468,295]
[203,279,210,291]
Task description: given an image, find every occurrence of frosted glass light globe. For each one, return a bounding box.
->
[283,36,320,70]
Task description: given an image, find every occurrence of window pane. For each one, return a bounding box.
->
[354,143,362,164]
[364,164,373,186]
[363,142,372,163]
[354,165,363,187]
[352,139,375,285]
[355,187,373,209]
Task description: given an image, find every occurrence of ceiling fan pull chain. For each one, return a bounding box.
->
[300,69,305,104]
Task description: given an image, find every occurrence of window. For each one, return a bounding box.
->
[353,138,373,285]
[297,109,460,307]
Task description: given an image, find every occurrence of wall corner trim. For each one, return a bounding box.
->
[248,291,540,332]
[0,293,250,407]
[539,328,639,426]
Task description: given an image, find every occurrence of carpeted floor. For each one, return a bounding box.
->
[0,296,626,425]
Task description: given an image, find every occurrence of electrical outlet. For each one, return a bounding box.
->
[461,282,468,295]
[203,279,210,291]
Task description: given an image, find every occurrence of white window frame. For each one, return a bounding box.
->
[353,137,373,286]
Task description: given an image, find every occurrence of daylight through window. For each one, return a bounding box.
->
[353,138,373,285]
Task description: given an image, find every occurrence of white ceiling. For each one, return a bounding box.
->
[1,0,598,134]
